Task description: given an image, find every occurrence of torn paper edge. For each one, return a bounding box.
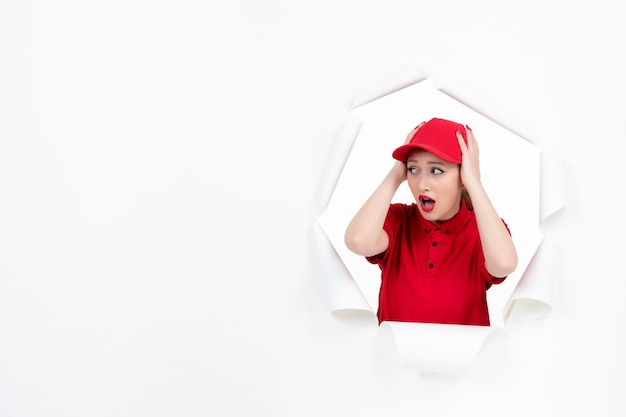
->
[503,151,565,326]
[309,218,372,312]
[540,150,566,223]
[314,114,363,216]
[383,321,497,373]
[434,75,532,143]
[351,62,428,109]
[503,236,558,327]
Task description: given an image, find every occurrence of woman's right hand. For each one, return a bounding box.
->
[390,122,423,182]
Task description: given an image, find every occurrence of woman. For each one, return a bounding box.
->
[344,118,517,326]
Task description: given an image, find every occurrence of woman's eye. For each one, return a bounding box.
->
[432,168,444,175]
[407,167,417,174]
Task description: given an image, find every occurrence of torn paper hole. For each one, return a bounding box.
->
[314,62,564,371]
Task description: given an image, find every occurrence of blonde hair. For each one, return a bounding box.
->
[461,189,473,211]
[456,163,473,210]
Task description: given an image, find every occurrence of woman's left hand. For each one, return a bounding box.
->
[456,126,481,188]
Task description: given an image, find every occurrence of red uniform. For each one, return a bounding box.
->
[366,202,507,326]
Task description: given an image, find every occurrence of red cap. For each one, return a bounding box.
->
[392,118,467,163]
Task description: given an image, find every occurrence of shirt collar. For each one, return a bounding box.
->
[416,201,472,234]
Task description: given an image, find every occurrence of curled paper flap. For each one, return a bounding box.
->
[503,237,558,327]
[435,77,531,142]
[314,114,363,216]
[309,219,372,312]
[351,63,428,108]
[540,150,566,223]
[383,321,496,373]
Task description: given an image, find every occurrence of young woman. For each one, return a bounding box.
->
[344,118,518,326]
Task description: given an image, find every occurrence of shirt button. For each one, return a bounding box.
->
[432,242,438,246]
[429,263,434,268]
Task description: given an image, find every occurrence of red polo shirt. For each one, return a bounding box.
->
[366,202,507,326]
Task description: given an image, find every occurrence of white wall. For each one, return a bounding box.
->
[0,1,624,416]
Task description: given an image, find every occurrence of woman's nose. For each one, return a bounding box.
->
[418,174,430,191]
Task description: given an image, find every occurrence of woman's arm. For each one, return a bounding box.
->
[344,165,405,257]
[457,127,518,278]
[344,126,420,257]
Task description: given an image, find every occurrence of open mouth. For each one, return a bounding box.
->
[419,195,435,212]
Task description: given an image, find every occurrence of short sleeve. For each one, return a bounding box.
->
[365,204,403,266]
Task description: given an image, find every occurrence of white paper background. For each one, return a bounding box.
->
[0,1,625,416]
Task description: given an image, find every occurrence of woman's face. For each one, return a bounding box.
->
[406,149,464,224]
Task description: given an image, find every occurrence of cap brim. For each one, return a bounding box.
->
[392,144,461,164]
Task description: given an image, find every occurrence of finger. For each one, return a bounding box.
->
[404,122,425,145]
[456,131,467,154]
[465,125,477,149]
[404,128,417,145]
